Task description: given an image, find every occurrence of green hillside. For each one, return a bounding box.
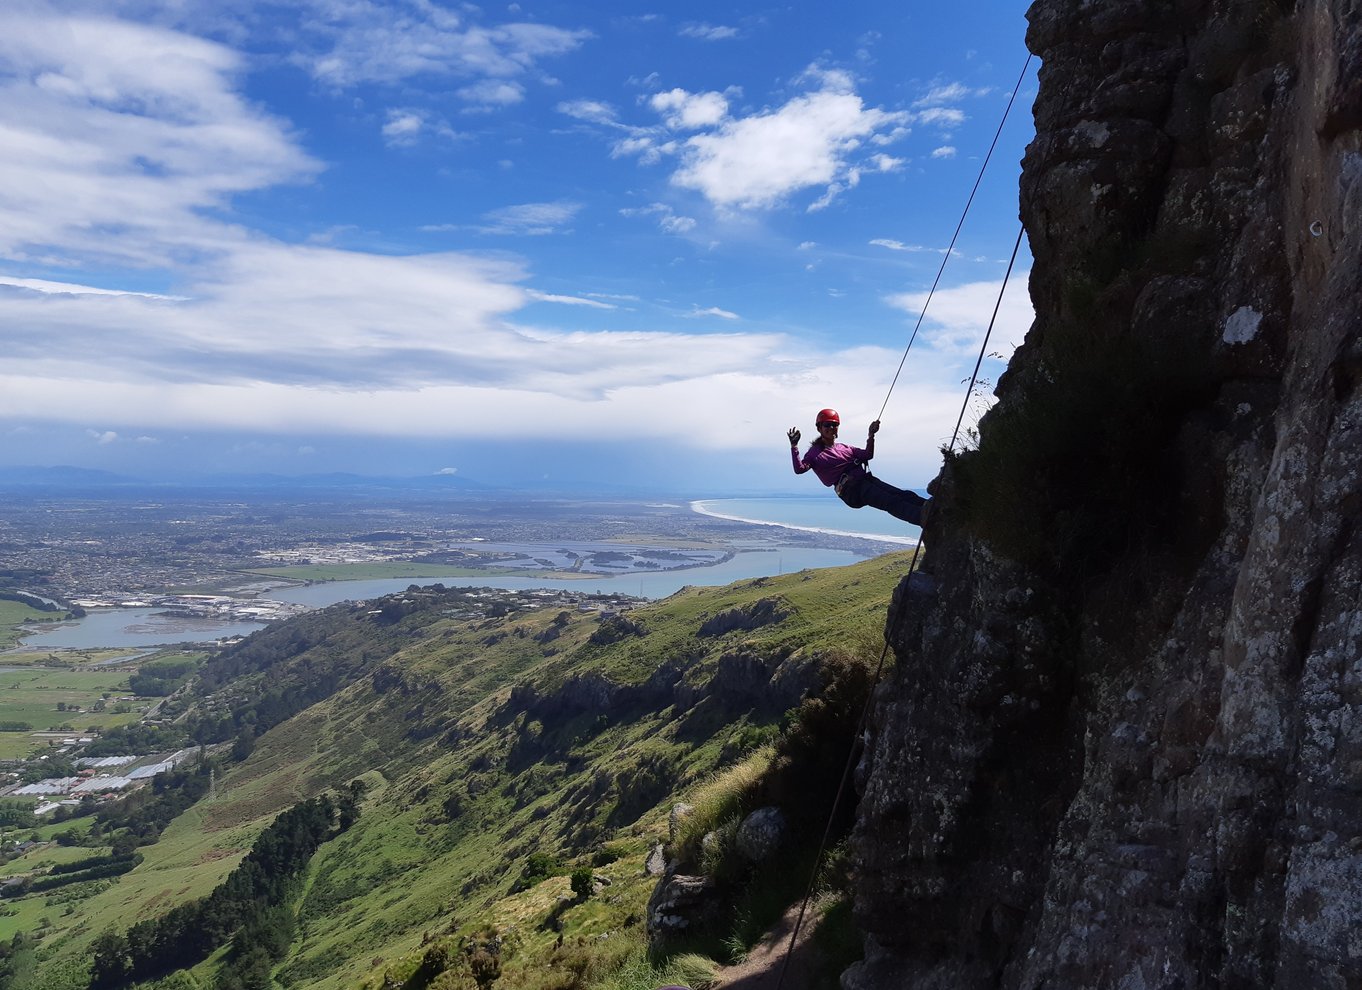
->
[15,552,914,990]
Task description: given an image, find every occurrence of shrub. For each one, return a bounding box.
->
[512,851,562,892]
[569,867,593,901]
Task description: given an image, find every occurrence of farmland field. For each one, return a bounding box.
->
[0,663,143,759]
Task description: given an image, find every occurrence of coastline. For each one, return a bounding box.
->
[690,499,919,547]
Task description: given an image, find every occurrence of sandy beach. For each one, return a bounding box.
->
[690,499,920,546]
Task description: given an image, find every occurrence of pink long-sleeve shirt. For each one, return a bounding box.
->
[792,440,872,488]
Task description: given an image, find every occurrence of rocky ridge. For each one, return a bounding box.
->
[848,1,1361,987]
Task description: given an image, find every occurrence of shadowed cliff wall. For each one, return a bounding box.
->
[848,1,1362,987]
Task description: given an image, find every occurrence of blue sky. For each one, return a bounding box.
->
[0,0,1037,494]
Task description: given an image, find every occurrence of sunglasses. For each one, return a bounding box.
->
[817,422,839,429]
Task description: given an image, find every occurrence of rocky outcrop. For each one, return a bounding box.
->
[849,1,1362,988]
[698,597,791,637]
[505,645,818,727]
[588,614,648,645]
[646,873,717,938]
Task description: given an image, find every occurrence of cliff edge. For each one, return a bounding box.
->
[849,1,1361,987]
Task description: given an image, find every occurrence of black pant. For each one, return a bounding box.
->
[837,473,926,525]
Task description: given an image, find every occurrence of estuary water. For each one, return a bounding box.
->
[268,545,864,605]
[14,544,869,650]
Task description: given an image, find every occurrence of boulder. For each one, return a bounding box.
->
[646,874,716,939]
[668,802,693,844]
[737,806,787,862]
[644,842,668,877]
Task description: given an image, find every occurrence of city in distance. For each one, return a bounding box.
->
[0,472,906,646]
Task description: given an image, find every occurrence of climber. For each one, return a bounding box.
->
[787,408,930,526]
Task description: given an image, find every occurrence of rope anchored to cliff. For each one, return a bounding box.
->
[875,52,1034,423]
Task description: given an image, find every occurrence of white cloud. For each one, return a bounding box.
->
[870,239,947,254]
[290,3,591,90]
[88,430,118,445]
[660,214,697,234]
[914,107,966,128]
[619,203,695,235]
[456,79,525,107]
[914,82,973,107]
[611,135,678,164]
[0,276,182,300]
[382,108,459,145]
[381,109,424,145]
[0,258,1006,487]
[686,306,739,320]
[930,145,957,159]
[650,88,729,130]
[557,98,621,126]
[885,274,1035,358]
[0,9,318,268]
[478,201,581,235]
[679,23,741,41]
[525,290,616,309]
[436,466,458,475]
[597,65,905,211]
[665,73,908,210]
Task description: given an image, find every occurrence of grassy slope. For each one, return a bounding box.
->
[26,552,912,990]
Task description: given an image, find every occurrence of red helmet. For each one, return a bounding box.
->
[815,408,840,427]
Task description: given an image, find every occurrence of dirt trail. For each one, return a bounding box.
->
[712,900,830,990]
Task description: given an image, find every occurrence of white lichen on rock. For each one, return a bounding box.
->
[1222,306,1263,344]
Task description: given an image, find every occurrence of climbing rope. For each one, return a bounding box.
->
[948,224,1026,454]
[774,226,1024,989]
[876,53,1034,423]
[774,50,1035,989]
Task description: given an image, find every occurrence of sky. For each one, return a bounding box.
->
[0,0,1038,495]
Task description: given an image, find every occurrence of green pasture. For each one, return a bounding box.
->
[0,649,142,669]
[32,815,97,843]
[5,800,257,972]
[0,734,43,760]
[144,651,205,669]
[0,889,58,943]
[0,666,143,756]
[0,843,107,880]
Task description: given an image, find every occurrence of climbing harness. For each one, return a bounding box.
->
[774,51,1035,990]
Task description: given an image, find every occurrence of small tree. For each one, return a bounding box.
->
[569,867,593,901]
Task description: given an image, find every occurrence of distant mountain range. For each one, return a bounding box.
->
[0,465,762,499]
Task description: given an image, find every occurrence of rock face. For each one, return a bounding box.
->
[848,2,1361,988]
